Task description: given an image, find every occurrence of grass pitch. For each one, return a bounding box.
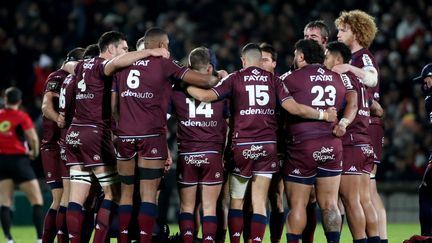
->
[7,223,419,242]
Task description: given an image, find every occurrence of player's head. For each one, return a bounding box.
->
[83,44,100,59]
[335,10,377,49]
[136,36,145,51]
[303,20,330,47]
[324,41,352,70]
[241,43,262,68]
[259,43,277,73]
[64,47,85,63]
[293,39,324,69]
[143,27,169,50]
[4,87,22,106]
[97,31,128,57]
[188,46,217,75]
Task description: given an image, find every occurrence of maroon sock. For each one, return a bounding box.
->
[118,205,133,243]
[202,216,217,242]
[56,206,68,243]
[251,214,267,242]
[243,210,253,242]
[42,208,57,243]
[302,202,317,243]
[179,212,194,243]
[138,202,157,243]
[269,211,285,243]
[228,209,243,243]
[81,209,95,243]
[93,199,117,243]
[66,202,84,243]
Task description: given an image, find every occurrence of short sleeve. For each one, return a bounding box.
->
[211,74,234,99]
[162,58,189,80]
[275,76,292,103]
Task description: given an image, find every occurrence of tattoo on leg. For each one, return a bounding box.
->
[321,208,341,232]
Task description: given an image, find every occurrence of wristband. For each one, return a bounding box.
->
[318,110,324,120]
[339,117,350,128]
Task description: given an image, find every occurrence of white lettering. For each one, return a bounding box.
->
[312,146,335,162]
[242,145,268,160]
[180,119,218,127]
[133,60,150,66]
[310,75,333,82]
[243,75,268,82]
[184,154,210,167]
[120,89,154,99]
[75,93,94,100]
[239,107,274,115]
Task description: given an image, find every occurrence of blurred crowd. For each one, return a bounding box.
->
[1,0,431,181]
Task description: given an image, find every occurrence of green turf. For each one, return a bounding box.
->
[6,223,420,242]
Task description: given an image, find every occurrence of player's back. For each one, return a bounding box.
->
[282,64,346,141]
[342,72,371,145]
[351,48,381,125]
[0,108,32,154]
[41,69,69,150]
[113,56,188,137]
[213,66,287,142]
[171,83,228,152]
[59,74,78,142]
[72,57,112,128]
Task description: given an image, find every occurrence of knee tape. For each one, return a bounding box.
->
[229,174,249,199]
[138,167,164,180]
[70,170,93,185]
[254,172,273,179]
[95,167,119,187]
[120,175,135,185]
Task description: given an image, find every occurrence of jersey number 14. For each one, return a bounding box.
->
[186,98,213,118]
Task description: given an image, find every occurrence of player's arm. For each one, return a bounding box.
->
[186,86,218,103]
[41,91,59,122]
[62,61,78,75]
[182,70,221,89]
[104,48,170,76]
[332,64,377,87]
[370,100,384,118]
[333,91,358,137]
[24,128,40,160]
[281,98,337,122]
[111,92,119,122]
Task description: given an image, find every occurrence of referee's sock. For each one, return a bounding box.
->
[32,204,44,240]
[0,206,13,240]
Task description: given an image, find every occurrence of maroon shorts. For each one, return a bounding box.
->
[342,144,374,175]
[41,149,69,188]
[177,151,224,185]
[65,125,116,167]
[114,135,168,161]
[231,141,279,178]
[283,137,342,185]
[368,124,384,164]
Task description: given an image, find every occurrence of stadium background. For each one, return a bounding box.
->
[0,0,430,229]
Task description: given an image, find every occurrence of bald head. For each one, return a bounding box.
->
[142,27,169,50]
[241,43,262,68]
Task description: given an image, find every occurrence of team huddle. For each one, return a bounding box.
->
[33,9,387,243]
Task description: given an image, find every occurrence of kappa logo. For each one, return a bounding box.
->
[252,69,260,75]
[184,230,193,236]
[140,231,148,235]
[348,166,357,172]
[57,230,64,235]
[205,236,214,240]
[95,224,101,230]
[121,230,128,234]
[292,169,301,175]
[69,234,75,238]
[232,232,241,237]
[253,236,262,242]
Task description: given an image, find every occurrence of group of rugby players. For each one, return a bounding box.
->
[37,9,389,243]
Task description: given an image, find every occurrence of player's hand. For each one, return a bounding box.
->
[325,107,337,122]
[28,150,39,160]
[164,156,172,173]
[332,64,350,74]
[148,48,170,59]
[57,114,65,128]
[217,70,229,79]
[332,124,346,137]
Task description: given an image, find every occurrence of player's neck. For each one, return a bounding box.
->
[5,104,19,110]
[350,42,364,53]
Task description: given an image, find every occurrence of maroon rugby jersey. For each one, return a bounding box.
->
[112,57,189,137]
[171,83,228,152]
[211,66,292,142]
[41,69,68,150]
[350,48,382,125]
[341,72,371,145]
[59,74,77,143]
[72,57,113,128]
[281,64,346,141]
